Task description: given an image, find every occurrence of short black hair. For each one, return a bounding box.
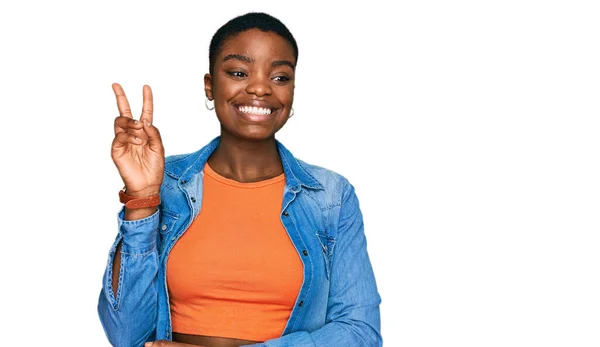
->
[208,12,298,74]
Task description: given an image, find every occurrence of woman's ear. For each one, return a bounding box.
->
[204,73,213,100]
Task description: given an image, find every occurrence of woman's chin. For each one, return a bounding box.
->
[223,126,278,142]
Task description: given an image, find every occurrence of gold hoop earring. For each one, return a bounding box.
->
[205,98,214,110]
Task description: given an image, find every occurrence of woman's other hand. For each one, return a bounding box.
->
[111,83,165,197]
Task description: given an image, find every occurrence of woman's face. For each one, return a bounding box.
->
[205,29,296,142]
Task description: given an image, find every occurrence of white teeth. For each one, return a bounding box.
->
[238,105,272,115]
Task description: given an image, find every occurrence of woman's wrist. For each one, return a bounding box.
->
[121,185,161,220]
[124,185,161,198]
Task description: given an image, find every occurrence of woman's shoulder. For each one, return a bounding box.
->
[295,158,354,197]
[163,137,221,176]
[165,152,196,163]
[162,151,199,179]
[297,159,346,182]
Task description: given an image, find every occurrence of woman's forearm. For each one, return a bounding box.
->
[112,206,158,296]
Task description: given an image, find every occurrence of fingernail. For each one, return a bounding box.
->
[145,343,153,347]
[134,120,140,125]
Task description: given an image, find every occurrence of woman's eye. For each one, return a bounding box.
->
[273,76,290,82]
[228,71,247,78]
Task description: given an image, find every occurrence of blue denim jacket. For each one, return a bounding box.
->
[98,137,382,347]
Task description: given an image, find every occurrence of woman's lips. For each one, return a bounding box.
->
[233,104,280,123]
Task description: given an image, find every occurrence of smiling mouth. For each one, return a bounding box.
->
[236,105,275,115]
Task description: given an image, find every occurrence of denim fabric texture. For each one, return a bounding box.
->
[98,136,382,347]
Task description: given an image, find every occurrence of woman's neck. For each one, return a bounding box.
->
[207,132,284,183]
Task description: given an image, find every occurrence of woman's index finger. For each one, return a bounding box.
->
[112,83,133,118]
[141,84,154,124]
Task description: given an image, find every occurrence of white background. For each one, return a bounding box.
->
[1,0,599,346]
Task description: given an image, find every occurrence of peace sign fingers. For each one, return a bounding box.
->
[109,82,165,195]
[140,84,154,125]
[112,83,133,118]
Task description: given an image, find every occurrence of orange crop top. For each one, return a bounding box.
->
[166,163,303,342]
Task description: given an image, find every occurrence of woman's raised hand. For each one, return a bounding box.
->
[111,83,165,197]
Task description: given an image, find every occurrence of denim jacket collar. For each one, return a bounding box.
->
[164,136,324,191]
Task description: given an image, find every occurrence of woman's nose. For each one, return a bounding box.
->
[245,74,272,96]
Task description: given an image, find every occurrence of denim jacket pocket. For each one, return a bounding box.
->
[159,208,180,235]
[315,230,337,280]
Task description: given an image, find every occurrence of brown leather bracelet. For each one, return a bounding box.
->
[119,187,161,209]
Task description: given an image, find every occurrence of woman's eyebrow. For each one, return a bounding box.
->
[222,54,295,69]
[223,54,254,63]
[272,60,295,69]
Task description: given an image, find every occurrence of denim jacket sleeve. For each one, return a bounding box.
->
[97,206,161,347]
[245,180,383,347]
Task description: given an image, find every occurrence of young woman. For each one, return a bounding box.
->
[98,12,382,347]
